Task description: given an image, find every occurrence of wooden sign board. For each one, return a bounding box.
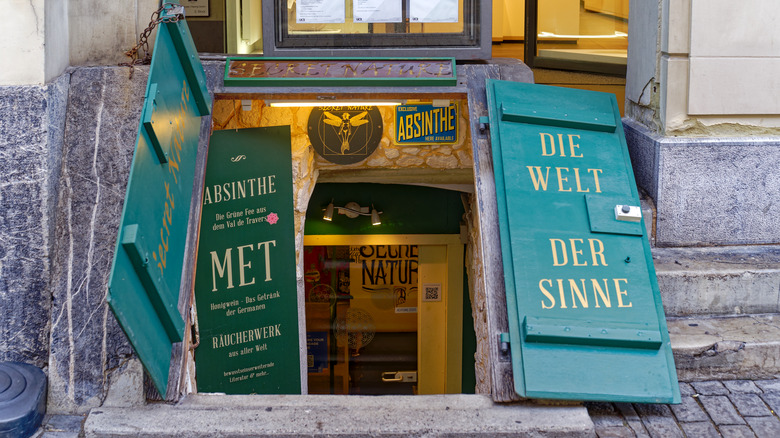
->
[224,58,456,87]
[193,126,301,394]
[107,5,211,398]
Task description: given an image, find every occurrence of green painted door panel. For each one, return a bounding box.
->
[107,4,212,399]
[486,80,679,403]
[193,127,301,395]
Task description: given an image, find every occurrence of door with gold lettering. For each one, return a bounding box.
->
[486,79,680,403]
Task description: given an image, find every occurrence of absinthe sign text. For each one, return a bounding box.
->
[193,126,300,394]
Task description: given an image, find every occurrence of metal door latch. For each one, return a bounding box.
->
[381,371,418,383]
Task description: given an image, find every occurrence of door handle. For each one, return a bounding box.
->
[381,371,417,383]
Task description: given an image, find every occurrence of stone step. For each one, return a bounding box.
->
[642,191,780,317]
[652,245,780,316]
[84,394,594,437]
[668,313,780,382]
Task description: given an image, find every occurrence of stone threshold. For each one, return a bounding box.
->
[82,313,780,436]
[84,394,594,437]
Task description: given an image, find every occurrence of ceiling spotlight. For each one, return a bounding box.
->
[322,201,382,225]
[323,201,334,221]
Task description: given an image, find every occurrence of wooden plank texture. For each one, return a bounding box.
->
[464,63,519,402]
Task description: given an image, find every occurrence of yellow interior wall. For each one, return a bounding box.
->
[417,245,447,395]
[417,243,463,395]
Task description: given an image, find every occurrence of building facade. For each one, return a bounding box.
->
[0,0,778,419]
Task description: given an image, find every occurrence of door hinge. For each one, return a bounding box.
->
[479,116,490,133]
[499,332,510,357]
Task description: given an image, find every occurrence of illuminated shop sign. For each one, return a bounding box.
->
[308,106,383,164]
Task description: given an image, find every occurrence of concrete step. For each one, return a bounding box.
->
[668,313,780,381]
[652,245,780,316]
[84,394,594,437]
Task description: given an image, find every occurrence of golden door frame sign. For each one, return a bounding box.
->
[308,106,383,164]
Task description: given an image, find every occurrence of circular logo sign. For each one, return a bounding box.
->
[308,106,383,165]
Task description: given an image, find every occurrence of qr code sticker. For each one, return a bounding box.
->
[422,283,441,302]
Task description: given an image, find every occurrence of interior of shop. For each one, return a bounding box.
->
[491,0,628,114]
[303,184,475,395]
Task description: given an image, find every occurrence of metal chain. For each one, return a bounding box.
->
[120,3,184,79]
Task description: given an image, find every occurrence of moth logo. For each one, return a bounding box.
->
[308,106,383,165]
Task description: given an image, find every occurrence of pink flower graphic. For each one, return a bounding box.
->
[266,212,279,225]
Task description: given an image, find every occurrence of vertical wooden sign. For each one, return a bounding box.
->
[193,126,301,394]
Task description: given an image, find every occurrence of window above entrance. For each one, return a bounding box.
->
[266,0,489,59]
[190,0,491,59]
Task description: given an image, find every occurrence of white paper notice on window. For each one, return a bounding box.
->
[354,0,402,23]
[296,0,345,23]
[409,0,458,23]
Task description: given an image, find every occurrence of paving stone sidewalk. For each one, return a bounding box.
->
[35,378,780,437]
[587,379,780,438]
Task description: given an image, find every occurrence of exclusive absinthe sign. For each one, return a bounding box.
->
[193,126,300,394]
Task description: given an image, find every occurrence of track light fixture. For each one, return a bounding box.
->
[322,201,382,226]
[323,201,334,221]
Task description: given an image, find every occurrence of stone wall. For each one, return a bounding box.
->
[462,194,491,395]
[0,74,69,368]
[624,119,780,247]
[48,66,149,413]
[211,99,473,170]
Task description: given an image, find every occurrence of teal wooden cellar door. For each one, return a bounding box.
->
[107,3,211,399]
[486,80,680,403]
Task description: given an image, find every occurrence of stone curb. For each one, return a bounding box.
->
[76,313,780,437]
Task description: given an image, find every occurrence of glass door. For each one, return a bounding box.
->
[303,236,464,395]
[304,244,419,395]
[524,0,628,75]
